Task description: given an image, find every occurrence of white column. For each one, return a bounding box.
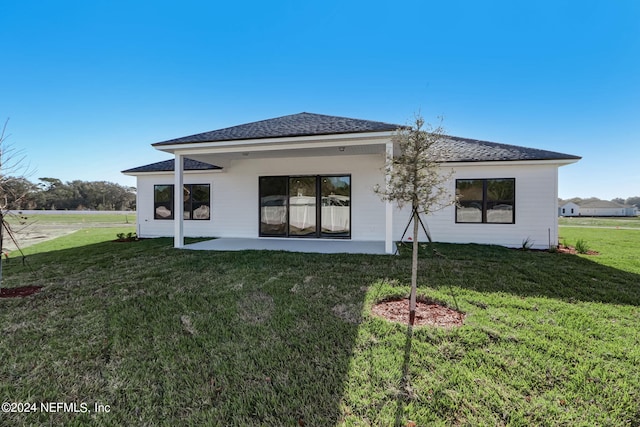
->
[174,153,184,248]
[385,142,394,254]
[551,167,559,248]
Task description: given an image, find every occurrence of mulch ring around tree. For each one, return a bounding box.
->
[371,298,465,327]
[0,286,43,298]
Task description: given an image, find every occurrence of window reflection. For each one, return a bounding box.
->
[321,176,350,236]
[259,175,351,238]
[260,177,287,236]
[289,177,317,236]
[456,178,515,224]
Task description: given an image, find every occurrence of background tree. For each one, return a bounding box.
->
[36,178,135,210]
[1,177,41,209]
[376,115,457,324]
[625,196,640,209]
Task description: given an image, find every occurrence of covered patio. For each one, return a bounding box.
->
[184,237,388,255]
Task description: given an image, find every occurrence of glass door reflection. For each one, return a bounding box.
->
[288,177,316,236]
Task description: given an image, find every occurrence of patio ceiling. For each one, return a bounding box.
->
[179,142,388,167]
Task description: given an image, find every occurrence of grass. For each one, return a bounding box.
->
[559,216,640,229]
[1,224,639,425]
[2,212,137,252]
[5,212,136,225]
[559,226,640,274]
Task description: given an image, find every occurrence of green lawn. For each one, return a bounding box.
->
[1,212,136,253]
[559,216,640,229]
[559,226,640,274]
[1,226,639,426]
[5,212,136,225]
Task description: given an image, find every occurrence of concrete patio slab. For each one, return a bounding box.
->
[184,238,388,255]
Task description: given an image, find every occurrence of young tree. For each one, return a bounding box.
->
[376,114,457,324]
[0,119,33,289]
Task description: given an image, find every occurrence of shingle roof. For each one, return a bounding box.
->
[150,112,579,162]
[152,112,401,146]
[578,200,629,209]
[122,158,221,174]
[434,136,581,162]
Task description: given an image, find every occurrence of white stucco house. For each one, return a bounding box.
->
[560,200,638,217]
[559,202,581,217]
[122,112,580,253]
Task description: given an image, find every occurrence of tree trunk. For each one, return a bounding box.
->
[0,211,4,290]
[409,206,419,325]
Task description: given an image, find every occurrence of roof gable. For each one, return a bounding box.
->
[122,158,220,174]
[152,112,401,146]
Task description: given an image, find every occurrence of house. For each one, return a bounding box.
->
[560,199,638,217]
[122,112,581,253]
[559,201,580,217]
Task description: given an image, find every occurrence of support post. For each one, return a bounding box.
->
[551,169,559,248]
[385,142,394,254]
[174,153,184,248]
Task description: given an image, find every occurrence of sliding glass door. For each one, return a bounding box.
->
[320,176,350,237]
[259,175,350,238]
[289,177,317,236]
[259,177,287,236]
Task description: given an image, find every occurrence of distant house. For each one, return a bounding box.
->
[580,200,637,217]
[123,112,581,252]
[559,202,580,217]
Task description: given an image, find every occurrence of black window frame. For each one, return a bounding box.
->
[258,174,351,239]
[455,178,515,224]
[153,184,211,220]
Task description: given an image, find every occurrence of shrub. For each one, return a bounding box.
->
[116,232,137,242]
[575,238,590,254]
[521,237,534,250]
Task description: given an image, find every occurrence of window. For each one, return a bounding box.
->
[259,177,287,236]
[456,178,515,223]
[259,175,351,238]
[154,184,210,220]
[154,185,174,219]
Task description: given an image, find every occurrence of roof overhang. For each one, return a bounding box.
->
[122,169,224,177]
[153,131,395,168]
[153,131,395,154]
[442,158,581,167]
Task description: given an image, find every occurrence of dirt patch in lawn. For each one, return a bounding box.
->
[555,244,600,255]
[371,298,464,328]
[237,291,275,325]
[0,285,42,298]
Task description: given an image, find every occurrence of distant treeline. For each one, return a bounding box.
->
[562,196,640,208]
[1,177,135,211]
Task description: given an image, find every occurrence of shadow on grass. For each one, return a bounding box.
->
[394,324,414,427]
[5,237,640,425]
[1,238,383,425]
[409,243,640,306]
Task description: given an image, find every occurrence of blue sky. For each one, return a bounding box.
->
[2,0,638,199]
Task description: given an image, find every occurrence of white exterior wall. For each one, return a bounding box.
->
[134,157,562,249]
[580,207,627,216]
[209,153,386,240]
[559,202,580,217]
[135,172,218,238]
[392,162,561,249]
[135,154,387,240]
